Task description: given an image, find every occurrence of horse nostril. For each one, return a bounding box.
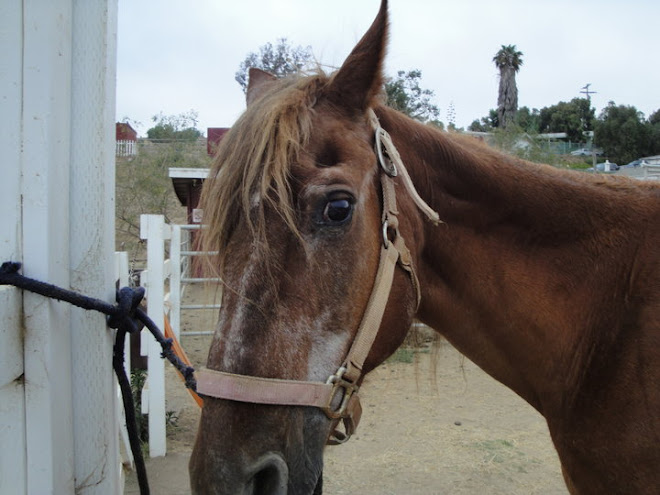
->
[246,453,288,495]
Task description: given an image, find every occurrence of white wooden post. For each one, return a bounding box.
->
[140,214,170,457]
[115,252,134,474]
[170,225,183,339]
[115,251,132,377]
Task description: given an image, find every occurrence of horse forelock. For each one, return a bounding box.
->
[199,73,330,276]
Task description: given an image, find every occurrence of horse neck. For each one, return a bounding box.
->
[377,107,646,412]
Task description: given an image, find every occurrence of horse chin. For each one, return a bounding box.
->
[189,401,327,495]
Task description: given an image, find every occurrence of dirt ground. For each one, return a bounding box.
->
[125,285,568,495]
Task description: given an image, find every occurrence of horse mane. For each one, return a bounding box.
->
[199,72,330,275]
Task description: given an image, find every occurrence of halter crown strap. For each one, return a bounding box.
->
[368,108,441,226]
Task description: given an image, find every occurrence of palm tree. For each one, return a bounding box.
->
[493,45,523,129]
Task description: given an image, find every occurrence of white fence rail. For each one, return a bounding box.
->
[116,139,137,157]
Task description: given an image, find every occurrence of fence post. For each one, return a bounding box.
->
[170,225,182,340]
[114,251,134,474]
[140,214,170,457]
[115,251,131,375]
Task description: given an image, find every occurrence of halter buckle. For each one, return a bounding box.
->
[322,367,359,420]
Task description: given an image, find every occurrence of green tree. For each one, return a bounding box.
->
[493,45,523,129]
[468,109,498,132]
[538,98,594,142]
[594,102,650,164]
[384,69,441,124]
[146,111,203,142]
[648,109,660,155]
[649,108,660,126]
[515,106,541,133]
[236,41,441,126]
[235,38,314,93]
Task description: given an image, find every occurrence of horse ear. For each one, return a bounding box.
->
[326,0,389,114]
[246,68,277,106]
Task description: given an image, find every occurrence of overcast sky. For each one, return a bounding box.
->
[116,0,660,136]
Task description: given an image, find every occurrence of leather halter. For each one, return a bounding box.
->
[196,109,439,444]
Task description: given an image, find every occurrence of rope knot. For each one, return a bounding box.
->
[107,286,145,334]
[0,261,22,276]
[160,338,174,358]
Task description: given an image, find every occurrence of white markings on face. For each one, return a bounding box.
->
[220,247,261,371]
[219,248,353,379]
[306,312,350,381]
[216,187,360,379]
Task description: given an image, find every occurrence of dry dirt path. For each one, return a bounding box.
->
[126,329,567,494]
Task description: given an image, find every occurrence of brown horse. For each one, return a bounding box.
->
[189,1,660,493]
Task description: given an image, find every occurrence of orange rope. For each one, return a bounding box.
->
[164,316,204,408]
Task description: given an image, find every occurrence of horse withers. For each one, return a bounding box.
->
[189,1,660,493]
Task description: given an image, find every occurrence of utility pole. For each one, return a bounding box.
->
[580,83,597,101]
[580,84,598,168]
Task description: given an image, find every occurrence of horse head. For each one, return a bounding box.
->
[189,1,427,493]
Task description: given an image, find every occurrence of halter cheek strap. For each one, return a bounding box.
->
[195,108,440,445]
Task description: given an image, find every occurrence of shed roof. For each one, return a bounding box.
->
[168,168,209,206]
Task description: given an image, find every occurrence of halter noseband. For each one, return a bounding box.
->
[195,109,439,444]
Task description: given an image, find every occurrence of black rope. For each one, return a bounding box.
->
[113,327,150,495]
[0,261,198,495]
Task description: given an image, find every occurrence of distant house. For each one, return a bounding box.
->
[116,122,137,157]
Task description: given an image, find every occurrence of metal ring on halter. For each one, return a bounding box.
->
[382,220,391,248]
[375,128,398,177]
[322,366,359,420]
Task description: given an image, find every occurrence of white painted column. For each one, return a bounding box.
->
[21,1,76,492]
[68,1,121,492]
[0,2,27,492]
[1,1,120,492]
[0,288,24,495]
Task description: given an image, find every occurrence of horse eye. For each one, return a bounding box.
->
[323,199,353,224]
